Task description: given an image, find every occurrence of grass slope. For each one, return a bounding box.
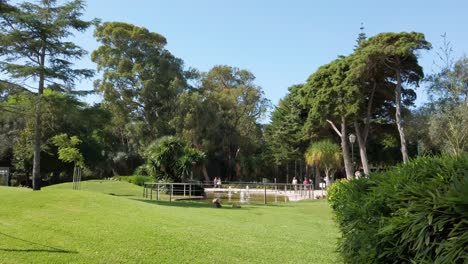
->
[0,181,339,263]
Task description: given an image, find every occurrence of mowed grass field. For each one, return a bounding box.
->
[0,181,340,263]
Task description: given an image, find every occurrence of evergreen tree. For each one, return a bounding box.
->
[0,0,96,190]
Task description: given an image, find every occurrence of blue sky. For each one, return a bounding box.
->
[64,0,468,109]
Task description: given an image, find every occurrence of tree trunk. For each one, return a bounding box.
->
[353,81,375,175]
[324,168,330,186]
[314,165,321,189]
[202,164,210,183]
[32,45,46,191]
[340,117,354,179]
[326,118,354,179]
[395,69,409,163]
[354,121,370,175]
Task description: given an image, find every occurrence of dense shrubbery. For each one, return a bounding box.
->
[328,154,468,264]
[114,175,154,186]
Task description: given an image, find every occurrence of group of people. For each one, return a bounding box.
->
[213,177,222,188]
[291,176,313,191]
[292,176,312,185]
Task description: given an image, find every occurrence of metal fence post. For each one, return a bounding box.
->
[264,185,267,205]
[189,184,192,198]
[157,183,160,201]
[170,184,173,202]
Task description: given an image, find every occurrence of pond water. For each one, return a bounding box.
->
[203,191,289,204]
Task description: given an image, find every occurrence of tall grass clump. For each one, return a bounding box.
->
[328,154,468,264]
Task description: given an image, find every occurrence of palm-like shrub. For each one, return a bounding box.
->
[328,154,468,263]
[305,140,341,185]
[138,136,205,182]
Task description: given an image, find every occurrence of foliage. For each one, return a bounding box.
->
[426,53,468,104]
[92,22,186,150]
[328,154,468,263]
[50,133,84,167]
[305,140,341,183]
[142,136,205,182]
[428,104,468,155]
[355,32,431,163]
[114,175,154,186]
[0,0,96,190]
[265,85,308,165]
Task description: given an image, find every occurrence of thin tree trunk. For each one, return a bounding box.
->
[340,117,354,179]
[326,118,353,179]
[354,121,370,175]
[395,69,409,163]
[32,45,46,191]
[353,81,375,175]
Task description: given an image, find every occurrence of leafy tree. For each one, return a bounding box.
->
[428,104,467,155]
[175,65,269,181]
[304,140,341,187]
[50,133,84,168]
[301,56,360,179]
[203,65,270,180]
[426,34,467,105]
[92,22,187,151]
[265,84,309,182]
[0,0,96,190]
[142,136,205,182]
[355,32,431,163]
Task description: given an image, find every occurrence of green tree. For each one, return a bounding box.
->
[142,136,205,182]
[200,65,270,181]
[0,0,96,190]
[355,32,431,163]
[301,57,360,179]
[428,104,467,155]
[50,133,84,168]
[92,22,187,151]
[304,140,341,186]
[265,84,308,182]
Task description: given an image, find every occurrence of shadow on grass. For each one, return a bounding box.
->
[107,193,135,197]
[0,232,77,254]
[0,248,77,253]
[131,198,290,209]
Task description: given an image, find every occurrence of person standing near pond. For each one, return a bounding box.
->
[292,176,298,192]
[217,177,222,188]
[213,177,218,188]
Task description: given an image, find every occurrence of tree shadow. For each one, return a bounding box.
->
[131,198,255,210]
[130,198,293,209]
[0,248,77,253]
[0,232,77,254]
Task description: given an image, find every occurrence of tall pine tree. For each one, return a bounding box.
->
[0,0,96,190]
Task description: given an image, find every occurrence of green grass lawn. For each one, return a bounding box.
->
[0,181,340,263]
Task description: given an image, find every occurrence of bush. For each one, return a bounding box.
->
[327,154,468,264]
[114,175,154,186]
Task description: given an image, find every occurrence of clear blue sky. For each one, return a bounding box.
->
[67,0,468,109]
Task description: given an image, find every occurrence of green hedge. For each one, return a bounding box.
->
[114,175,154,186]
[328,154,468,264]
